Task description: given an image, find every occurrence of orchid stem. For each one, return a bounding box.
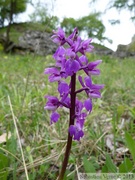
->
[58,73,76,180]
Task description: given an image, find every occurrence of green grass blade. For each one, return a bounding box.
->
[125,132,135,162]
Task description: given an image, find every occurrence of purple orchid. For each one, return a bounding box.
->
[44,27,104,179]
[44,27,104,141]
[44,95,59,111]
[52,28,66,45]
[69,118,84,141]
[50,111,60,124]
[78,75,104,98]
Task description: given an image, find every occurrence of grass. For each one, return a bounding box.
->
[0,52,135,180]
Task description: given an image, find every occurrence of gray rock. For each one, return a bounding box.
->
[114,44,128,58]
[19,30,57,56]
[93,47,114,55]
[114,38,135,58]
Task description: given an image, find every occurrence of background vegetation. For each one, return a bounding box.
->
[0,0,135,179]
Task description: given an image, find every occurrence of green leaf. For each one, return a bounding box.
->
[105,154,117,173]
[0,153,8,169]
[101,164,108,173]
[83,156,96,173]
[117,105,125,119]
[125,132,135,162]
[0,153,9,180]
[119,158,133,173]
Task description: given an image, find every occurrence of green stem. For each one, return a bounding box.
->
[58,73,76,180]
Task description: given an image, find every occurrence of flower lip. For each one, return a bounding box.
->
[50,112,60,124]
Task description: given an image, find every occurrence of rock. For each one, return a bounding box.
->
[18,30,57,56]
[93,47,114,55]
[114,44,128,58]
[115,35,135,58]
[91,42,114,56]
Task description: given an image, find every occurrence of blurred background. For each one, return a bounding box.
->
[0,0,135,55]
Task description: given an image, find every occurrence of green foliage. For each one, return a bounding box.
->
[0,53,135,178]
[83,156,96,173]
[102,154,117,173]
[125,132,135,162]
[119,158,133,173]
[61,17,77,35]
[83,156,100,173]
[0,0,28,26]
[0,152,9,180]
[29,2,59,32]
[61,13,111,43]
[0,43,4,51]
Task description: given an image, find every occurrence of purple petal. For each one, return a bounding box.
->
[44,104,57,111]
[88,60,102,69]
[60,95,70,108]
[49,74,61,82]
[75,99,84,116]
[73,36,81,52]
[84,76,92,88]
[58,81,69,95]
[44,96,59,110]
[53,46,66,63]
[76,119,85,129]
[44,67,59,74]
[50,112,60,124]
[78,75,85,87]
[69,125,84,141]
[69,125,76,136]
[79,55,88,66]
[79,38,94,54]
[45,95,59,103]
[92,84,104,90]
[66,49,76,59]
[67,27,78,39]
[65,59,80,76]
[89,69,100,75]
[90,90,101,98]
[52,28,66,45]
[84,99,92,112]
[74,130,84,141]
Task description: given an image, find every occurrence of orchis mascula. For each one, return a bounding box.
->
[44,28,104,179]
[45,27,104,141]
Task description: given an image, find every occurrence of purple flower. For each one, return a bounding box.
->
[69,118,85,141]
[79,55,89,66]
[44,67,61,82]
[53,46,66,67]
[58,81,69,96]
[75,99,83,116]
[50,112,60,124]
[71,36,82,53]
[67,27,78,40]
[85,60,102,75]
[65,59,80,76]
[44,27,104,141]
[78,76,104,98]
[79,39,94,54]
[52,28,66,45]
[60,95,71,108]
[44,95,59,111]
[84,98,92,112]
